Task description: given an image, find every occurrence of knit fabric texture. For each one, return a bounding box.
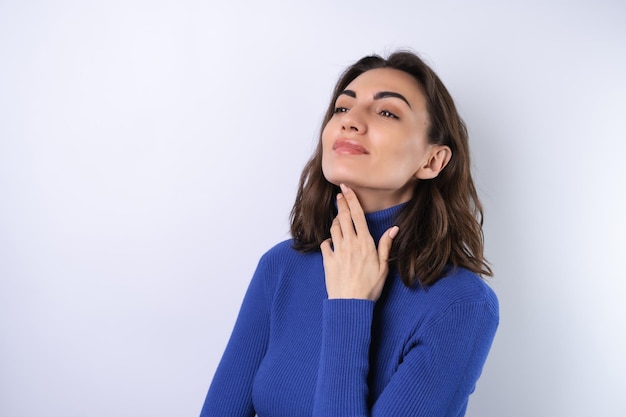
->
[200,203,499,417]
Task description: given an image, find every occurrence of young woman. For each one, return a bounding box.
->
[200,50,498,417]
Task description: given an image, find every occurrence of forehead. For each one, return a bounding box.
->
[344,68,425,106]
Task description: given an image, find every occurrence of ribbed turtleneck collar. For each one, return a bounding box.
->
[363,202,408,244]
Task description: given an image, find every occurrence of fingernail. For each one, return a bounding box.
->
[337,193,343,200]
[340,183,348,193]
[389,226,399,238]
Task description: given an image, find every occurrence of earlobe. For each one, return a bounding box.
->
[415,145,452,180]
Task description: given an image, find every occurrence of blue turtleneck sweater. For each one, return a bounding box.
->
[200,204,498,417]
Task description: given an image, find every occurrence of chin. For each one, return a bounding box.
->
[323,171,354,188]
[322,164,362,188]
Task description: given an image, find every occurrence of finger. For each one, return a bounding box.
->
[320,238,333,258]
[378,226,399,265]
[335,192,356,239]
[329,216,343,241]
[339,184,369,236]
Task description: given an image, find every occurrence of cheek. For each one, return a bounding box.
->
[403,129,429,152]
[321,124,330,147]
[386,135,428,171]
[320,123,335,159]
[321,119,336,144]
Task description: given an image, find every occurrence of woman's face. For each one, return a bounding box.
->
[321,67,438,209]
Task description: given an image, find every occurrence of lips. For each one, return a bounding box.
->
[332,139,369,155]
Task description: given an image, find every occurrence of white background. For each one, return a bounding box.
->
[1,0,625,416]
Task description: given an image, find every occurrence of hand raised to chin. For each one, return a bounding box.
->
[320,184,399,301]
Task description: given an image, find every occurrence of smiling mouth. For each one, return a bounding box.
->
[332,139,369,154]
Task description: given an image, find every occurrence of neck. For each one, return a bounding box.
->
[348,185,414,213]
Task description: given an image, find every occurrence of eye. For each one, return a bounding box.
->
[333,106,349,114]
[379,110,398,119]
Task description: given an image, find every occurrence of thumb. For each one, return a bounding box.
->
[378,226,399,266]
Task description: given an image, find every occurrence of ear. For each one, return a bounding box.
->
[415,145,452,180]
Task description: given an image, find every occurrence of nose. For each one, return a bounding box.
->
[340,107,367,134]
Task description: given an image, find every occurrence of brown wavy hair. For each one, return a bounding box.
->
[289,50,492,287]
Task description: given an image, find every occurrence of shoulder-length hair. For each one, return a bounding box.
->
[289,51,492,287]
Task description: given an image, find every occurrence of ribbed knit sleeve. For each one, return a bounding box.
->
[313,299,375,417]
[199,255,273,417]
[370,299,498,416]
[313,295,498,417]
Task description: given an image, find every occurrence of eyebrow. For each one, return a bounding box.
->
[338,89,412,109]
